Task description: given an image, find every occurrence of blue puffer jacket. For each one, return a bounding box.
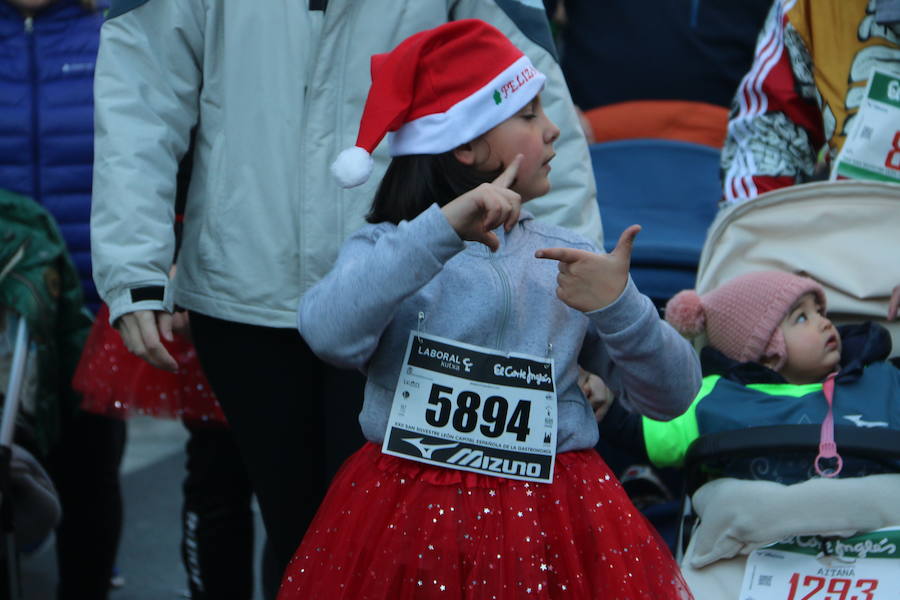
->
[0,0,106,311]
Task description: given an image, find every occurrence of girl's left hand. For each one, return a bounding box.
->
[535,225,641,312]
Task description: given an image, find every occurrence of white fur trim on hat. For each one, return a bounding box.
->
[388,55,546,156]
[331,146,374,188]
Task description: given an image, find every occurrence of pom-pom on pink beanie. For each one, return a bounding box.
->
[664,271,826,370]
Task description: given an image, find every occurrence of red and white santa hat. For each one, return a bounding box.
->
[331,19,546,188]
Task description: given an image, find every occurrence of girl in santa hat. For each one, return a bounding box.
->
[280,19,699,600]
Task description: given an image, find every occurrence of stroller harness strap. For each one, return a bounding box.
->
[815,372,843,478]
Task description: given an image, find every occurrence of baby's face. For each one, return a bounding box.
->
[777,293,842,384]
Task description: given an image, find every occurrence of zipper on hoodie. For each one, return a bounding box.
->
[487,251,511,351]
[26,16,41,205]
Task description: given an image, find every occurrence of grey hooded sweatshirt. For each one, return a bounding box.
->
[298,204,701,453]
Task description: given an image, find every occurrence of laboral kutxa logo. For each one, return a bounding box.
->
[416,342,474,373]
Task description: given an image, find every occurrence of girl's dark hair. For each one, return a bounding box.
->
[367,150,502,224]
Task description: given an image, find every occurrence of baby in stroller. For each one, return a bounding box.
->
[599,269,900,597]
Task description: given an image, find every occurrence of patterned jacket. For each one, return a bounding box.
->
[0,190,93,456]
[721,0,900,203]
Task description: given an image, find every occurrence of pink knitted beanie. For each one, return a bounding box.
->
[665,271,826,370]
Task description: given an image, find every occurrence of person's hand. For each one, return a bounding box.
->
[441,154,523,252]
[115,310,178,372]
[172,310,192,343]
[889,284,900,321]
[535,225,641,312]
[578,367,613,422]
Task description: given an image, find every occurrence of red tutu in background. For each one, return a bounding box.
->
[278,443,692,600]
[73,304,226,424]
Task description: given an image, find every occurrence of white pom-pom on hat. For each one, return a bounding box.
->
[664,290,706,337]
[331,146,374,188]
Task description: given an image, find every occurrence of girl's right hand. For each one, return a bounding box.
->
[441,154,523,252]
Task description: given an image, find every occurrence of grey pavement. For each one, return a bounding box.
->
[20,416,265,600]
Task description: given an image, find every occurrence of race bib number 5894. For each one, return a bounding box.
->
[382,332,557,483]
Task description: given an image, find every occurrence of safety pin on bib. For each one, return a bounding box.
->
[415,311,425,345]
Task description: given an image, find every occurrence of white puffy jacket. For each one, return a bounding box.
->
[91,0,602,327]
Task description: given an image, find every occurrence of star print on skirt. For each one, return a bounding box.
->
[278,442,692,599]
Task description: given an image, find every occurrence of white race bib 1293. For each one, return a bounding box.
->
[739,529,900,600]
[382,331,557,483]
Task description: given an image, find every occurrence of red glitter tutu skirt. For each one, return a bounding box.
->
[278,443,692,600]
[72,304,226,424]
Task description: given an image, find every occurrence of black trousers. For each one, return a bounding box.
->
[190,313,366,599]
[181,422,254,600]
[46,410,125,600]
